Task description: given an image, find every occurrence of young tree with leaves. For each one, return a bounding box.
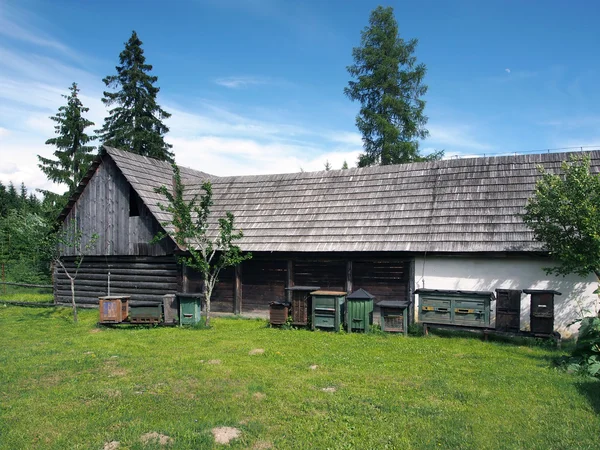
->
[523,155,600,286]
[524,154,600,377]
[47,220,98,322]
[38,82,96,195]
[98,31,174,162]
[155,165,251,327]
[345,6,442,167]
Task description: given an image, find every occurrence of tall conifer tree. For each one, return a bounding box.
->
[98,31,174,162]
[38,82,96,194]
[345,6,442,167]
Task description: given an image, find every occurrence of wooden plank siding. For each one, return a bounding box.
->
[59,155,174,257]
[54,256,179,305]
[226,254,411,313]
[241,260,287,312]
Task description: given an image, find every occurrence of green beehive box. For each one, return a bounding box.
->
[416,289,492,328]
[345,288,374,333]
[129,303,163,324]
[311,290,346,332]
[177,292,203,325]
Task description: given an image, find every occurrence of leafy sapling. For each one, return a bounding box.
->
[154,164,251,327]
[49,220,98,322]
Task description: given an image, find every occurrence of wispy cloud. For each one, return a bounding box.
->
[0,5,360,193]
[0,3,81,61]
[214,76,272,89]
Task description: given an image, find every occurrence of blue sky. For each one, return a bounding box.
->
[1,0,600,193]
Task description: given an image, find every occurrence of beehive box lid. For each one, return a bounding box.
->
[347,288,375,300]
[378,300,410,308]
[414,289,495,299]
[99,295,131,300]
[310,290,347,296]
[523,289,562,295]
[285,286,321,291]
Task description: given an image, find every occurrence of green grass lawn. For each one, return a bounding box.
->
[0,285,53,303]
[1,306,599,449]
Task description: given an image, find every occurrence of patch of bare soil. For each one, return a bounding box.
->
[253,440,273,449]
[322,387,336,393]
[103,441,120,450]
[207,359,222,364]
[212,427,241,445]
[252,392,266,400]
[309,364,318,370]
[140,432,173,446]
[89,328,102,333]
[248,348,265,355]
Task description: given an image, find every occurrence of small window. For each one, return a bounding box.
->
[129,185,140,217]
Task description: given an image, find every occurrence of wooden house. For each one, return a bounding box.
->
[56,146,600,337]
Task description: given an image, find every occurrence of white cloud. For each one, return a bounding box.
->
[505,68,511,74]
[215,76,271,89]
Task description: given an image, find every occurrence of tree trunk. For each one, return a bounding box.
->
[70,278,78,323]
[594,270,600,317]
[204,287,211,327]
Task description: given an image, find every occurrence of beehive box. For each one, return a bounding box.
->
[129,303,163,324]
[416,289,492,328]
[269,302,290,325]
[311,290,346,332]
[98,296,130,323]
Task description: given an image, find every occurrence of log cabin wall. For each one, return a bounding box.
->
[231,253,413,314]
[54,256,179,306]
[186,266,235,313]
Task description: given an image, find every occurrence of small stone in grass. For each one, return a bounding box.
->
[309,365,318,370]
[322,387,336,393]
[212,427,241,444]
[249,348,265,355]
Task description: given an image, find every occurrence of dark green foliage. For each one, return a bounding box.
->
[99,31,173,162]
[345,6,442,167]
[155,164,251,326]
[324,160,332,171]
[0,210,52,283]
[38,82,96,196]
[523,155,600,280]
[559,316,600,378]
[341,160,349,170]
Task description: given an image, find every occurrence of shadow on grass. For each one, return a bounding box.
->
[577,380,600,415]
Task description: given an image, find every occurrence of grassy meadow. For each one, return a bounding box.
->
[1,305,599,449]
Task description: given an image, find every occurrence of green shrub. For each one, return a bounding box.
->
[559,316,600,377]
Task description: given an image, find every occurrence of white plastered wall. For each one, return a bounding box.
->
[413,255,598,338]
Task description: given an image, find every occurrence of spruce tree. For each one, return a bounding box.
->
[38,82,96,194]
[99,31,173,162]
[345,6,442,167]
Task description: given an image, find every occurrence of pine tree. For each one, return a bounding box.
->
[341,160,349,170]
[98,31,173,162]
[345,6,442,167]
[38,82,96,194]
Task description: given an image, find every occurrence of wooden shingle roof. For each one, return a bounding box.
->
[102,146,600,254]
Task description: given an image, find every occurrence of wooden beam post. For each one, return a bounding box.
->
[345,261,353,294]
[182,263,189,293]
[408,258,415,326]
[285,260,293,303]
[234,264,242,315]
